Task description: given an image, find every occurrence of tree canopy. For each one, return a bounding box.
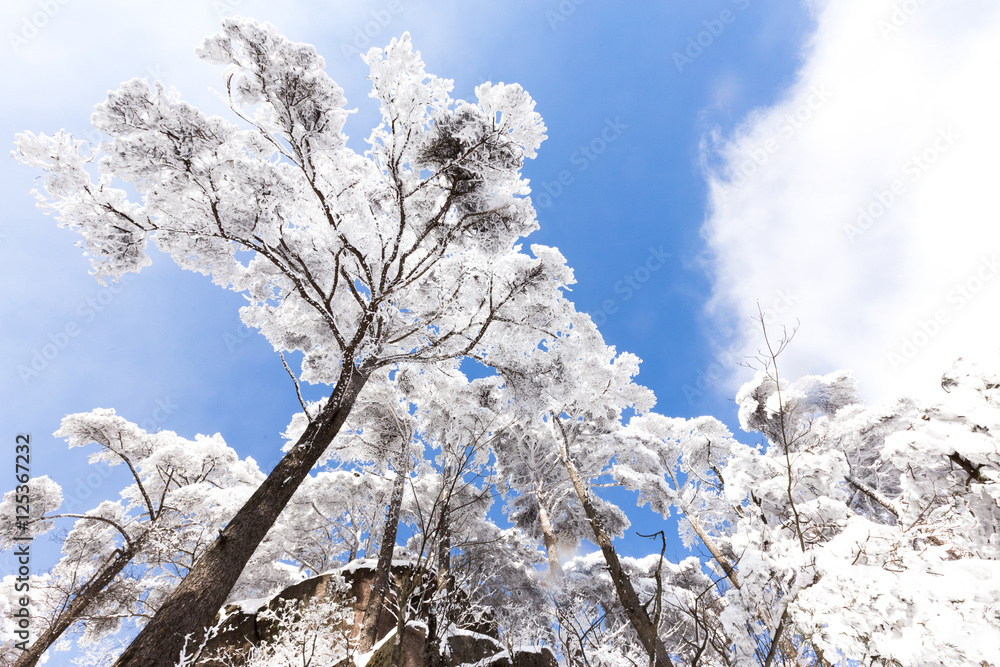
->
[8,17,1000,667]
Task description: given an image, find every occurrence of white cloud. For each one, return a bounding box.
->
[701,0,1000,403]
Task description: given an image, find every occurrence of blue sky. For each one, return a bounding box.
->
[2,0,998,652]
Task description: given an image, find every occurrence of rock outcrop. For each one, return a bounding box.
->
[195,560,556,667]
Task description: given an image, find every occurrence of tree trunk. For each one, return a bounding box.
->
[761,612,786,667]
[423,609,440,667]
[436,507,452,594]
[553,420,673,667]
[358,458,408,652]
[390,571,418,667]
[683,511,739,589]
[15,532,149,667]
[114,365,370,667]
[536,501,563,577]
[436,466,453,594]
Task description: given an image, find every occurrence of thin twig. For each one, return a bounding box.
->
[280,352,312,421]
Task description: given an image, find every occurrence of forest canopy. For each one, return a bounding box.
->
[6,17,1000,667]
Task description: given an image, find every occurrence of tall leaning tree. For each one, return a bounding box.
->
[15,18,574,665]
[506,314,675,667]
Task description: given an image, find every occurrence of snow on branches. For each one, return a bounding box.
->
[0,410,269,664]
[11,16,1000,667]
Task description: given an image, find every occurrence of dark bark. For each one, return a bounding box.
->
[113,365,370,666]
[358,457,408,652]
[436,505,452,594]
[568,473,674,667]
[15,532,150,667]
[761,613,786,667]
[553,418,674,667]
[948,451,989,483]
[423,610,442,667]
[436,465,454,594]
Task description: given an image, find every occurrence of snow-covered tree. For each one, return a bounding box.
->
[15,14,1000,667]
[617,318,1000,665]
[14,16,572,664]
[265,469,392,576]
[0,410,265,667]
[725,354,1000,665]
[494,421,585,578]
[497,313,679,666]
